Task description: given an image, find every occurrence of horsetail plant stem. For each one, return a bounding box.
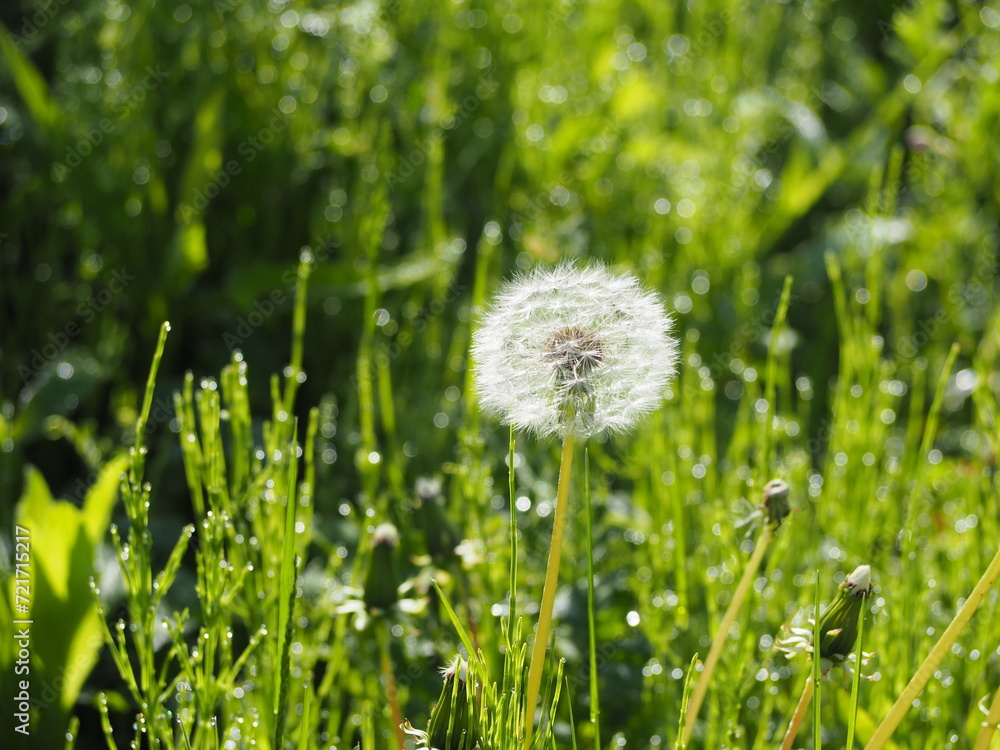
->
[866,544,1000,750]
[682,479,790,746]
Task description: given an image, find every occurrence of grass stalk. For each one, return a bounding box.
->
[682,524,774,745]
[523,430,576,748]
[866,543,1000,749]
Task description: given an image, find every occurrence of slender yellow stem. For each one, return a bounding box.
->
[683,525,774,745]
[866,544,1000,749]
[523,431,576,748]
[974,687,1000,750]
[780,676,815,750]
[378,624,406,750]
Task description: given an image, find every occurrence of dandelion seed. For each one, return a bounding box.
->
[472,262,679,439]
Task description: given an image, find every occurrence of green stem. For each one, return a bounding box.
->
[510,426,518,627]
[377,625,406,750]
[682,525,774,745]
[523,431,576,748]
[866,543,1000,749]
[584,447,600,750]
[845,599,868,750]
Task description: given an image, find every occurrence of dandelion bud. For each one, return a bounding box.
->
[818,564,873,661]
[415,476,443,503]
[762,479,791,528]
[472,263,679,439]
[427,656,474,750]
[413,477,459,563]
[362,523,399,612]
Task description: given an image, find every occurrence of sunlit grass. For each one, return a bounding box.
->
[1,0,1000,748]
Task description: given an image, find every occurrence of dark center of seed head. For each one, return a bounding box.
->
[543,326,605,380]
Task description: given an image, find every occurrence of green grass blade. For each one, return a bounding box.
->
[433,579,479,664]
[813,575,822,750]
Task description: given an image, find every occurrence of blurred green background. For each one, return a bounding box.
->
[2,0,1000,746]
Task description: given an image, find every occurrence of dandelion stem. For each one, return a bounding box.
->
[377,624,406,750]
[510,425,518,627]
[974,687,1000,750]
[780,676,815,750]
[866,543,1000,749]
[584,447,600,750]
[683,525,774,745]
[523,430,576,748]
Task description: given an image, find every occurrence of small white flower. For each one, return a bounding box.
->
[472,262,679,439]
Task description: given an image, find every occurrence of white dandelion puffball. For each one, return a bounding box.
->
[472,263,679,439]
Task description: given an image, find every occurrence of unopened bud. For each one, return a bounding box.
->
[413,477,460,562]
[427,656,474,750]
[818,564,873,660]
[362,523,399,611]
[762,479,790,527]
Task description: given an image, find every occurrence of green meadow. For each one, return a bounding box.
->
[1,0,1000,748]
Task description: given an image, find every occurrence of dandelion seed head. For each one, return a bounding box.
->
[472,262,679,439]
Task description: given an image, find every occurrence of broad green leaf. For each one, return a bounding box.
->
[11,464,121,744]
[81,454,129,545]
